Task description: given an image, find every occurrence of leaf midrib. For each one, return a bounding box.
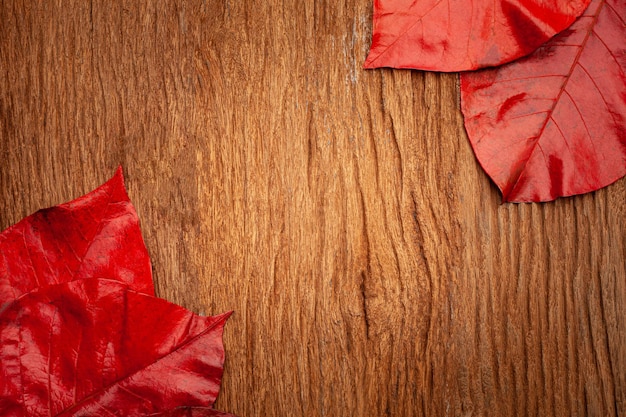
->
[505,0,604,201]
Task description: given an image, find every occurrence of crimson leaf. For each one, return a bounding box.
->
[0,279,231,416]
[461,0,626,202]
[0,169,236,416]
[0,167,154,303]
[364,0,591,71]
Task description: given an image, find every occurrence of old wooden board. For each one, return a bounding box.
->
[1,1,624,416]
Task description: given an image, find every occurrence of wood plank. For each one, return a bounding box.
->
[1,1,624,416]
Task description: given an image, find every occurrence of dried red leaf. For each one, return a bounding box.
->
[0,169,236,416]
[364,0,591,71]
[0,278,231,416]
[461,0,626,202]
[0,167,154,303]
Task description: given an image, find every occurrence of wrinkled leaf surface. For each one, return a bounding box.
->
[0,278,231,416]
[0,168,154,303]
[461,0,626,202]
[365,0,591,71]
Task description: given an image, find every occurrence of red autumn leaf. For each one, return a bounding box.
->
[0,167,154,304]
[0,169,236,416]
[461,0,626,202]
[364,0,591,71]
[0,278,232,416]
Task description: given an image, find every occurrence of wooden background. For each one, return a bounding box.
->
[1,1,624,416]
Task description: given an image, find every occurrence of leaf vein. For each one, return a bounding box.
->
[367,1,443,66]
[504,0,604,197]
[59,314,227,415]
[577,60,620,127]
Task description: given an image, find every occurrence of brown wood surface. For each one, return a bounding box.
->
[1,1,625,416]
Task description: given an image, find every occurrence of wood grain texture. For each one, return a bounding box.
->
[1,1,624,416]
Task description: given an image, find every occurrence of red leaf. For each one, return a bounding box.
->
[364,0,591,71]
[0,167,154,304]
[1,170,236,416]
[461,0,626,202]
[0,278,231,416]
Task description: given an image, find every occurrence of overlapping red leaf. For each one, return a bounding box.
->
[0,169,236,416]
[461,0,626,202]
[0,167,153,304]
[364,0,591,71]
[0,279,231,416]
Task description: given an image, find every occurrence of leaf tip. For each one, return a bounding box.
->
[113,164,126,186]
[362,55,376,69]
[219,310,234,322]
[205,310,234,329]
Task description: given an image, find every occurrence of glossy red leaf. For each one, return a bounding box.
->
[364,0,591,71]
[461,0,626,202]
[0,278,232,416]
[0,167,154,304]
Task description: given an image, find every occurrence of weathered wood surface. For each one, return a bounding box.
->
[1,1,624,416]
